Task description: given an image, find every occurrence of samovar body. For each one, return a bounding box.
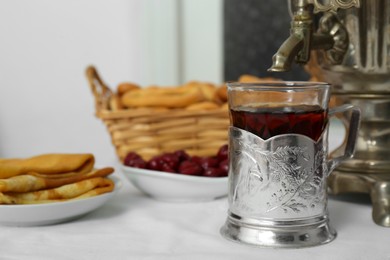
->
[269,0,390,226]
[311,0,390,174]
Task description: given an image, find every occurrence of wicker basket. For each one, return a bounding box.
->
[85,66,229,161]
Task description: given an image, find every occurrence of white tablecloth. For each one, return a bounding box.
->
[1,123,389,260]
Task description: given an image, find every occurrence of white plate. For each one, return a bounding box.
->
[121,165,228,202]
[0,176,122,226]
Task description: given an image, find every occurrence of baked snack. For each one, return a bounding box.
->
[216,85,227,103]
[121,85,205,108]
[183,81,220,103]
[0,153,95,179]
[117,82,141,96]
[0,154,115,204]
[0,177,114,204]
[0,167,113,193]
[115,76,283,111]
[238,74,281,83]
[186,101,220,111]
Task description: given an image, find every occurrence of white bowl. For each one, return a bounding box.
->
[121,166,228,202]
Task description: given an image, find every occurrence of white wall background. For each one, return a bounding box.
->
[0,0,223,164]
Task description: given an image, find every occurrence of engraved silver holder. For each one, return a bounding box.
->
[220,106,360,248]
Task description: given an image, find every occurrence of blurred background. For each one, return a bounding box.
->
[0,0,308,164]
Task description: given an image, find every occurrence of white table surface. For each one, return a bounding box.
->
[1,123,389,260]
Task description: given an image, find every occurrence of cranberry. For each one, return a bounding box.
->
[147,156,164,171]
[203,167,225,177]
[160,163,176,173]
[200,156,219,170]
[124,152,147,169]
[219,159,229,176]
[190,156,203,165]
[125,147,231,176]
[132,159,147,169]
[217,144,229,161]
[178,161,204,176]
[124,152,142,162]
[160,153,180,171]
[174,150,190,161]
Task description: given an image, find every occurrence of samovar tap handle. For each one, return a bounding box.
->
[269,0,360,72]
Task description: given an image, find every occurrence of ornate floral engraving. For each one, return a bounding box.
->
[230,127,328,219]
[311,0,360,13]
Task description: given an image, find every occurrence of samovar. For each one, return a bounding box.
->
[269,0,390,227]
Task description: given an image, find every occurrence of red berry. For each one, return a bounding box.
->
[200,156,219,170]
[190,156,203,165]
[161,163,176,173]
[160,153,180,171]
[217,144,229,161]
[203,167,225,177]
[131,147,231,176]
[131,159,147,169]
[178,161,204,176]
[124,152,147,169]
[219,159,229,176]
[147,156,164,171]
[174,150,190,161]
[124,152,142,162]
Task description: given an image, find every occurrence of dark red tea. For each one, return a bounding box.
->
[230,105,327,141]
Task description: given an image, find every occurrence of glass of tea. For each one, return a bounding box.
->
[220,81,360,248]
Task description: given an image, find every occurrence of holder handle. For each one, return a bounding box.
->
[327,104,361,173]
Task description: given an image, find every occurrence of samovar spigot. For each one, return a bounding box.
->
[268,0,360,72]
[268,0,317,72]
